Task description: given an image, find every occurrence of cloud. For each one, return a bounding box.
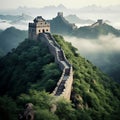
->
[0,20,28,30]
[64,34,120,75]
[64,34,120,55]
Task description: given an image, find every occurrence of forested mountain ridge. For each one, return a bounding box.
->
[48,14,120,38]
[48,13,76,35]
[0,15,120,57]
[0,35,120,120]
[65,14,94,24]
[72,23,120,38]
[0,39,61,97]
[54,35,120,119]
[0,27,27,55]
[0,14,33,22]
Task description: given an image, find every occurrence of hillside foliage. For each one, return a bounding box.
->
[48,15,75,35]
[0,35,120,120]
[54,35,120,119]
[0,27,27,55]
[72,23,120,38]
[48,14,120,38]
[0,39,61,97]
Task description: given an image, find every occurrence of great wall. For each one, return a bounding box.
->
[38,33,73,100]
[28,14,73,100]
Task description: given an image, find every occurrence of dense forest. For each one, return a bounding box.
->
[0,35,120,120]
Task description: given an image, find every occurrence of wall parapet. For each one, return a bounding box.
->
[38,33,73,100]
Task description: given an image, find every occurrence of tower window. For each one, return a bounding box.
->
[39,30,41,32]
[42,29,45,33]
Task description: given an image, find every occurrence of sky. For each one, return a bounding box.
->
[1,0,120,9]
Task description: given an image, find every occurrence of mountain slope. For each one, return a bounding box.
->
[0,39,61,97]
[48,14,120,38]
[72,23,120,38]
[65,14,94,24]
[0,27,27,55]
[0,35,120,120]
[90,52,120,83]
[0,14,33,22]
[54,35,120,119]
[49,14,77,35]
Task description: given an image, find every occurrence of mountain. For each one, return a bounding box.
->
[72,22,120,38]
[10,13,33,24]
[0,27,27,55]
[49,14,120,38]
[48,13,77,35]
[0,14,19,21]
[89,52,120,83]
[0,29,3,34]
[0,34,120,120]
[65,14,94,24]
[0,13,120,38]
[0,5,68,19]
[0,4,120,18]
[0,38,61,97]
[0,13,33,22]
[0,14,33,30]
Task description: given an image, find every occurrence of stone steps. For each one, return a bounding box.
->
[43,33,73,99]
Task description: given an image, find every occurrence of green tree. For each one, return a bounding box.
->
[0,96,18,120]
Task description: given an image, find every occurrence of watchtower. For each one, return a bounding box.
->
[97,19,103,25]
[28,16,50,40]
[57,12,63,17]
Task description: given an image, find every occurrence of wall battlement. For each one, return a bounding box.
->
[38,33,73,100]
[29,16,50,40]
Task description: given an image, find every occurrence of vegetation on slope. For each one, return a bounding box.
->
[49,15,75,35]
[0,39,61,98]
[0,27,27,55]
[65,14,94,24]
[54,35,120,120]
[0,35,120,120]
[72,23,120,38]
[49,14,120,38]
[91,52,120,83]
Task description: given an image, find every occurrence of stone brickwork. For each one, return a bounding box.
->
[29,16,50,40]
[38,33,73,100]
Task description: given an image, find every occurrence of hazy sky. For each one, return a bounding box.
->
[1,0,120,9]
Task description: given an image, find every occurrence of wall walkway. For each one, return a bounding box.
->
[38,33,73,100]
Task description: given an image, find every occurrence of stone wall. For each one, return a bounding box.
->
[29,16,50,40]
[38,33,73,100]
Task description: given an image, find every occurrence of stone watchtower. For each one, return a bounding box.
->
[28,16,50,40]
[57,12,63,17]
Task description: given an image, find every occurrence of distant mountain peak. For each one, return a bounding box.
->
[91,19,103,28]
[65,14,94,24]
[57,4,66,9]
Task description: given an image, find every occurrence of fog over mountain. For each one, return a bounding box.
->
[0,13,33,30]
[0,4,120,28]
[0,4,120,81]
[64,34,120,82]
[65,34,120,54]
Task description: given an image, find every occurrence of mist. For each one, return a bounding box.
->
[64,34,120,81]
[0,20,29,30]
[64,34,120,54]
